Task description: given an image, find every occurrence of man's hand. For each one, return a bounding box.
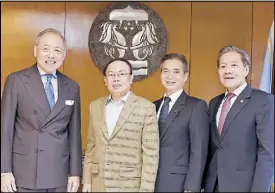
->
[82,184,92,192]
[67,176,80,192]
[1,173,17,192]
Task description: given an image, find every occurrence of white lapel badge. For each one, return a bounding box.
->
[65,100,74,106]
[240,100,244,103]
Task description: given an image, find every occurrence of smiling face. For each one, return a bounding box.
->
[160,59,188,96]
[104,60,133,97]
[34,32,66,73]
[218,51,249,92]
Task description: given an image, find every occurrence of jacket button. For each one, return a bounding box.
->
[33,110,37,114]
[218,146,223,150]
[34,148,38,153]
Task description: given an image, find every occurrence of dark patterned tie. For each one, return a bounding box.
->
[44,74,55,110]
[158,97,171,136]
[217,93,235,135]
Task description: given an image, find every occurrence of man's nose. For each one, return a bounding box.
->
[113,75,120,82]
[224,66,232,73]
[166,72,173,78]
[47,51,55,58]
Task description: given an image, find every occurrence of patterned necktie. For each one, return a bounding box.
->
[217,93,235,135]
[158,97,171,136]
[44,74,55,110]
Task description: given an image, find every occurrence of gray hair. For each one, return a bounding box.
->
[217,45,250,68]
[35,28,67,48]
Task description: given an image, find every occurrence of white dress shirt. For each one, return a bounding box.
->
[37,66,58,103]
[105,91,131,137]
[216,82,247,127]
[157,89,183,119]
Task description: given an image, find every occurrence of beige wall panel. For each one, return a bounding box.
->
[64,2,111,153]
[190,2,252,103]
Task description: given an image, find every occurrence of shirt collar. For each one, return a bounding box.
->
[224,82,247,97]
[37,65,57,79]
[106,90,131,105]
[163,89,183,104]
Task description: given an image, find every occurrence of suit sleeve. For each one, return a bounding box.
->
[184,100,210,192]
[1,74,18,173]
[140,104,160,192]
[82,102,96,185]
[68,85,82,176]
[251,95,274,192]
[202,99,214,189]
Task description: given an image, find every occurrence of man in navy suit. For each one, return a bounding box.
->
[204,45,274,192]
[154,53,210,192]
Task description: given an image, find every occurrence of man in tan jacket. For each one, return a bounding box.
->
[82,58,159,192]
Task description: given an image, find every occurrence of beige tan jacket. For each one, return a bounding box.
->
[82,92,159,192]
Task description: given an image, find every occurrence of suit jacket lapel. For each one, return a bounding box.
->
[160,90,187,140]
[212,95,224,142]
[20,64,51,117]
[109,92,137,140]
[154,99,162,113]
[99,97,110,141]
[219,85,252,142]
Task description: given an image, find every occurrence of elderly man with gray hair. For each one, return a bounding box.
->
[1,28,82,192]
[203,45,274,192]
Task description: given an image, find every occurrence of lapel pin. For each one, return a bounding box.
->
[174,110,178,113]
[240,100,244,103]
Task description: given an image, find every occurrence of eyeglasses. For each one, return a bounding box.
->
[106,72,131,79]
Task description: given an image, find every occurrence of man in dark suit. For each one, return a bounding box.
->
[203,45,274,192]
[154,53,210,192]
[1,28,82,192]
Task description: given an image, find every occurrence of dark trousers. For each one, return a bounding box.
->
[214,178,219,192]
[16,186,67,192]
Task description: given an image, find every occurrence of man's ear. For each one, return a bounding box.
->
[104,76,107,86]
[33,45,37,57]
[62,50,67,61]
[183,72,189,82]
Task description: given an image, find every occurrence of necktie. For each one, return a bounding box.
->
[158,97,171,136]
[44,74,55,110]
[217,93,235,135]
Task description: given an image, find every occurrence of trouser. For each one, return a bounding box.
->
[214,178,219,192]
[16,186,67,192]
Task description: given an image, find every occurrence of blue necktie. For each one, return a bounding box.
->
[44,74,55,110]
[158,97,171,136]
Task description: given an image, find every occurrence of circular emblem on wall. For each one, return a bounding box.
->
[88,2,168,81]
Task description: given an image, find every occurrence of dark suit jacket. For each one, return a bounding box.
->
[1,64,82,189]
[204,85,274,192]
[154,90,210,192]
